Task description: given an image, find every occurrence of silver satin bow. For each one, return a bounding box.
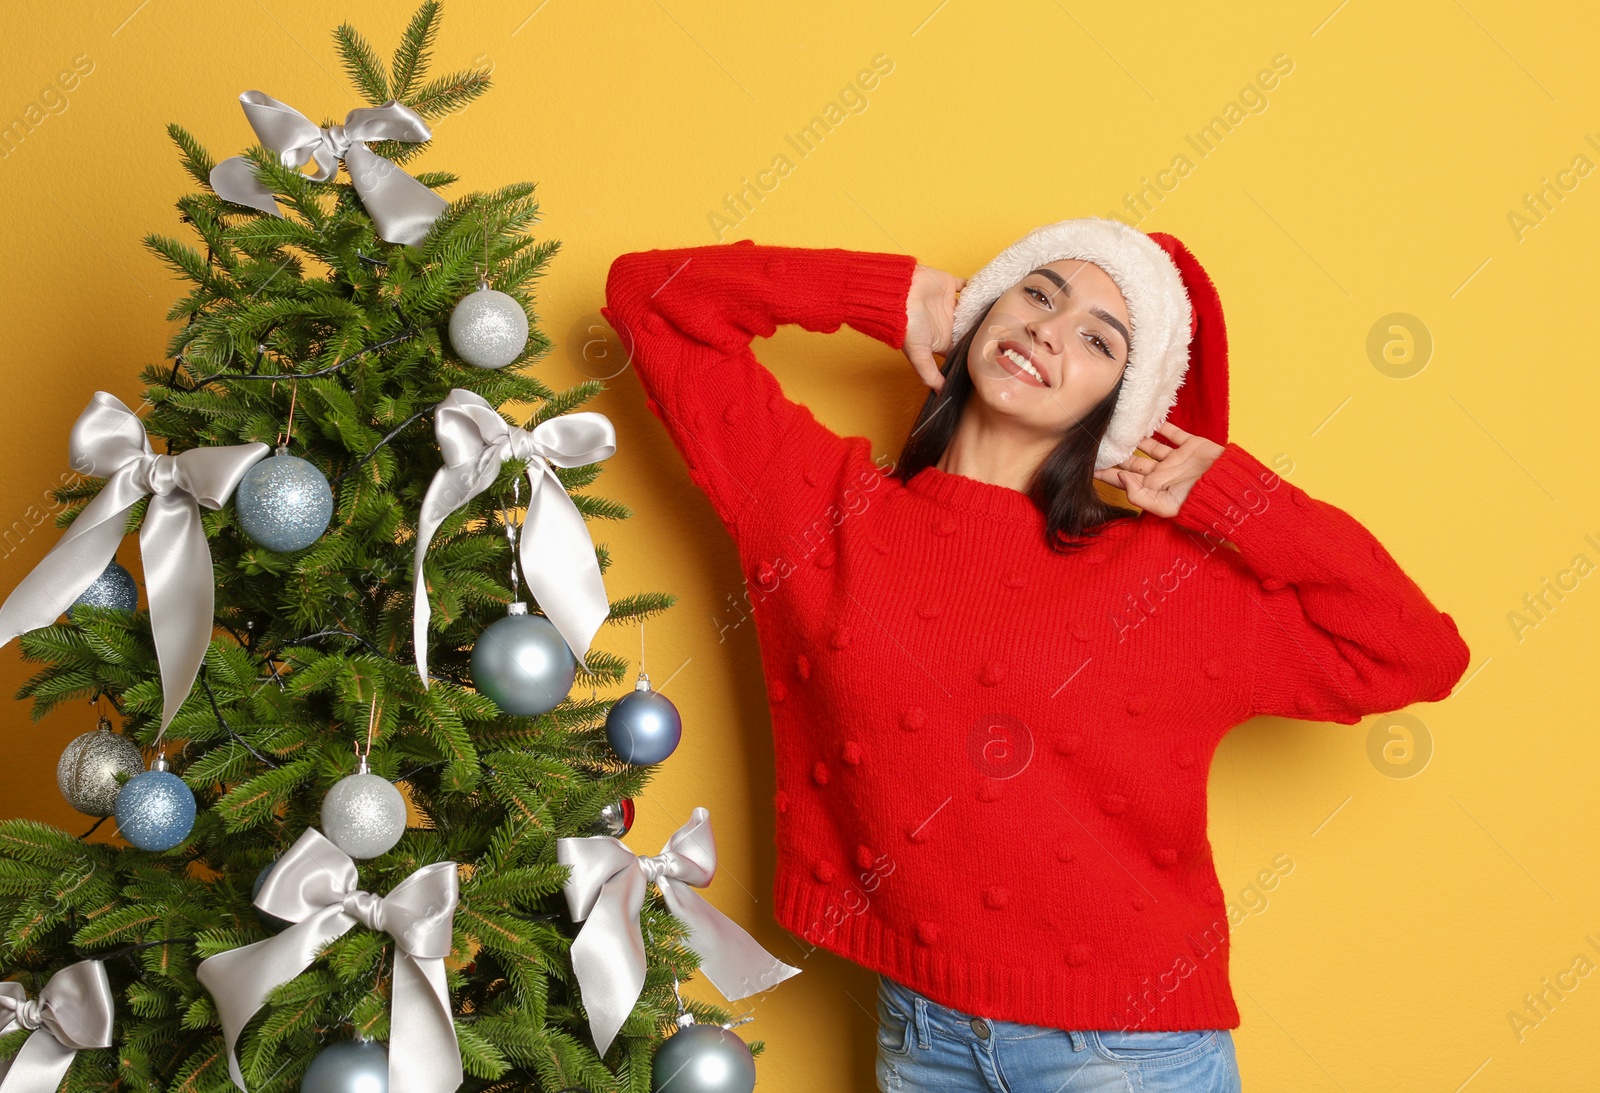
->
[413,389,615,685]
[0,392,267,733]
[0,960,114,1093]
[555,807,800,1054]
[210,90,447,247]
[195,827,460,1093]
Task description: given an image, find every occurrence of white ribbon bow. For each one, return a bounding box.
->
[555,807,800,1054]
[196,827,461,1093]
[413,389,615,685]
[0,392,267,733]
[210,90,448,247]
[0,960,114,1093]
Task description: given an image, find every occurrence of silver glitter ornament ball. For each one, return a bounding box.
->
[57,727,144,816]
[448,280,529,370]
[68,561,139,620]
[301,1039,387,1093]
[470,605,576,716]
[235,448,334,553]
[605,672,682,766]
[652,1021,756,1093]
[321,764,407,860]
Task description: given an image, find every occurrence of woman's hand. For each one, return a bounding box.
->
[902,264,966,392]
[1092,421,1226,518]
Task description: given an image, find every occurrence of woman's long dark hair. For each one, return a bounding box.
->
[893,299,1142,553]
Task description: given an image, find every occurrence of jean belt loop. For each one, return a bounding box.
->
[912,994,932,1050]
[1067,1030,1087,1052]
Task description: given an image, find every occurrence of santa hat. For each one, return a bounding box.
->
[948,217,1229,470]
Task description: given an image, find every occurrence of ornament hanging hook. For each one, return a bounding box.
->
[276,380,299,450]
[364,693,379,760]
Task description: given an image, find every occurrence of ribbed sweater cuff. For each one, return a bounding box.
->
[716,241,916,348]
[1171,442,1277,543]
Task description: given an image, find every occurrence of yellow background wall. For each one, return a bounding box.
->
[0,2,1593,1089]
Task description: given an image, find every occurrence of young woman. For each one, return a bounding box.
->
[601,218,1470,1092]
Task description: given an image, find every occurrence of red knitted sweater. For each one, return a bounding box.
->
[600,240,1471,1032]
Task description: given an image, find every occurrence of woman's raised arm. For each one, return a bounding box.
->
[1171,441,1472,724]
[601,240,917,539]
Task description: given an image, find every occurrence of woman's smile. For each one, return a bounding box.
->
[994,341,1050,387]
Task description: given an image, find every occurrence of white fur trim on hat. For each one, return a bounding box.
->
[949,217,1193,471]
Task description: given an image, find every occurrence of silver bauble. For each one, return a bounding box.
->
[301,1039,387,1093]
[68,560,139,619]
[652,1021,756,1093]
[236,447,334,553]
[605,671,682,766]
[469,604,576,716]
[57,726,144,816]
[590,797,635,838]
[321,763,407,860]
[448,279,529,370]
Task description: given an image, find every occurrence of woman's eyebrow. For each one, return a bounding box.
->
[1028,267,1131,354]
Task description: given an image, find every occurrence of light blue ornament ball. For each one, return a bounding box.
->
[68,560,139,619]
[470,607,576,716]
[114,767,196,851]
[605,674,682,766]
[236,449,334,553]
[448,282,529,370]
[301,1039,387,1093]
[652,1022,756,1093]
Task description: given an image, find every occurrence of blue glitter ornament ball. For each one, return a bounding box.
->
[605,671,682,766]
[470,604,577,716]
[235,448,334,553]
[114,758,196,851]
[68,560,138,619]
[301,1039,387,1093]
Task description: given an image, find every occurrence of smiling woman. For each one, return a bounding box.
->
[601,219,1470,1093]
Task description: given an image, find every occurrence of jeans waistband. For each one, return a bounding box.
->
[880,975,1089,1050]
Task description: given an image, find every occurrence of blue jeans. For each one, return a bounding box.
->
[876,976,1241,1092]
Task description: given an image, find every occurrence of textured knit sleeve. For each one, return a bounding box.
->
[1172,442,1471,724]
[600,239,918,536]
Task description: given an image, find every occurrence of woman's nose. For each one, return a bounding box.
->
[1024,317,1061,356]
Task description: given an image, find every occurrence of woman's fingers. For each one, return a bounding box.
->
[1118,452,1161,476]
[1154,420,1191,444]
[908,340,944,391]
[1135,433,1177,459]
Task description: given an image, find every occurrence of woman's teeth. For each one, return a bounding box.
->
[1000,347,1045,384]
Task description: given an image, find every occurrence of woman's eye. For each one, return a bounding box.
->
[1088,333,1115,359]
[1024,285,1049,305]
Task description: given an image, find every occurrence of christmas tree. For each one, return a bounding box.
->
[0,5,761,1091]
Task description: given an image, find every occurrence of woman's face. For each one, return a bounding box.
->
[964,258,1132,436]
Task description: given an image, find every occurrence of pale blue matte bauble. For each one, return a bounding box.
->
[235,452,334,553]
[114,768,196,851]
[68,560,139,619]
[606,678,682,766]
[651,1023,756,1093]
[470,609,576,716]
[301,1040,388,1093]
